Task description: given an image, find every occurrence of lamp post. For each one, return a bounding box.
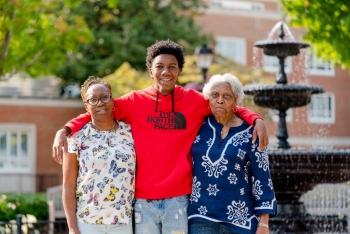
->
[195,44,213,82]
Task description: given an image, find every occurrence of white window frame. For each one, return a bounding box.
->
[216,36,247,65]
[308,93,335,124]
[0,124,36,174]
[211,0,264,11]
[263,55,292,74]
[307,50,334,76]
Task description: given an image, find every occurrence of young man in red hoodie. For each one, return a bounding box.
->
[52,40,268,234]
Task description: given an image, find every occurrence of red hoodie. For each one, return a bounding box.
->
[66,86,260,199]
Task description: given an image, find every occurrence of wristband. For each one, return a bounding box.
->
[258,222,269,228]
[61,126,71,136]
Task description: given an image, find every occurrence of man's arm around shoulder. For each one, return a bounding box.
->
[52,112,91,164]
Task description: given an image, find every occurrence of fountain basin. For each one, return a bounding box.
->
[243,84,324,110]
[254,40,310,57]
[268,149,350,204]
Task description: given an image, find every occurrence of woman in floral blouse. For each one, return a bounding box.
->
[62,76,135,234]
[188,73,277,234]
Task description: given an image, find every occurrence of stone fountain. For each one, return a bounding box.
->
[243,22,350,233]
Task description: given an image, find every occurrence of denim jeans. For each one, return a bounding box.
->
[189,221,239,234]
[77,221,132,234]
[134,195,189,234]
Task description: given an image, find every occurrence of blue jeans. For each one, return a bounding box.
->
[77,221,132,234]
[189,221,239,234]
[134,195,189,234]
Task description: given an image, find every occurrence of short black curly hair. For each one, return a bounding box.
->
[145,39,185,69]
[80,76,112,102]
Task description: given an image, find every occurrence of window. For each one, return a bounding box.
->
[216,36,247,65]
[263,55,292,74]
[307,51,334,76]
[308,93,335,123]
[0,124,36,193]
[0,124,36,173]
[211,0,264,11]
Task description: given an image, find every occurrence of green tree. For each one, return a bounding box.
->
[57,0,213,85]
[0,0,94,80]
[104,62,153,98]
[278,0,350,68]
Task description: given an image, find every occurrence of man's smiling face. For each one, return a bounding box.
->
[149,54,182,96]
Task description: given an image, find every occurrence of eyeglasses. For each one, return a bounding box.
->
[85,95,112,106]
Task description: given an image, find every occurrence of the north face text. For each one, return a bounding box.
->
[147,111,186,130]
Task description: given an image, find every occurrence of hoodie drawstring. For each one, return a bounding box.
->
[155,92,159,113]
[171,91,174,112]
[155,90,175,113]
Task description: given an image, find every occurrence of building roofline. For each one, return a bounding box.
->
[199,7,283,20]
[0,97,83,108]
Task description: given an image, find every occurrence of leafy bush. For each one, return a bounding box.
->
[0,193,48,222]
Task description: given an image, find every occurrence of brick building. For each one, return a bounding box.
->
[0,75,85,193]
[195,0,350,149]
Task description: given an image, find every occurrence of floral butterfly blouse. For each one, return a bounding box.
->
[68,120,136,225]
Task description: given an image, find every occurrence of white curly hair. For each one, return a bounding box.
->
[202,73,245,105]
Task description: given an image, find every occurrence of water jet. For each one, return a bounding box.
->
[243,22,350,233]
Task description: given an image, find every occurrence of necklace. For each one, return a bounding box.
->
[91,120,116,131]
[220,114,236,139]
[91,120,117,147]
[108,121,117,147]
[222,114,236,127]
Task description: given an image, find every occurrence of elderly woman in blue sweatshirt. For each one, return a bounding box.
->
[188,73,277,234]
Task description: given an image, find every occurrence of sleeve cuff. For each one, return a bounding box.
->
[253,118,264,126]
[61,126,72,136]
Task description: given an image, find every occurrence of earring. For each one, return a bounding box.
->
[234,107,238,112]
[112,107,115,111]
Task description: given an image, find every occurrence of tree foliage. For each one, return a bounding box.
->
[279,0,350,69]
[57,0,213,85]
[0,0,95,80]
[104,62,153,98]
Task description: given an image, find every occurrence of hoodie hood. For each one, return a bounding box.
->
[143,85,187,113]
